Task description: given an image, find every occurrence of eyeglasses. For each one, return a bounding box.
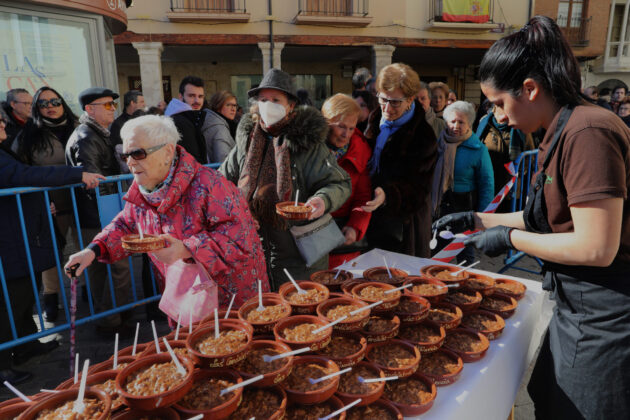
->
[377,95,408,108]
[90,101,118,111]
[119,143,167,161]
[37,98,63,108]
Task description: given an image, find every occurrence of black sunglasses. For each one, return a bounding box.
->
[37,98,63,108]
[119,143,167,161]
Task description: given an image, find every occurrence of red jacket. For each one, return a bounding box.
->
[331,129,373,239]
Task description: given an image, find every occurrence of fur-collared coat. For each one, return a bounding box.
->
[221,105,351,289]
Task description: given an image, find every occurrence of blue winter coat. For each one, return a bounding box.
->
[0,148,83,280]
[453,133,494,212]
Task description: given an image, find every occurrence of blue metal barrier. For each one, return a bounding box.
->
[499,150,544,275]
[0,163,221,352]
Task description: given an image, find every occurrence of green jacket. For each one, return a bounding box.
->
[220,105,351,289]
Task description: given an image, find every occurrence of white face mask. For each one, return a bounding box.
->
[258,101,287,127]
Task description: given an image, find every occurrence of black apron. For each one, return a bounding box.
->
[525,107,630,419]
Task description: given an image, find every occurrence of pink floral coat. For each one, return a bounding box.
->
[93,146,269,307]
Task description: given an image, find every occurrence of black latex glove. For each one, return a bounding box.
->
[432,211,476,234]
[464,226,515,257]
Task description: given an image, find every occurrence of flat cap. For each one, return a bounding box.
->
[78,87,119,110]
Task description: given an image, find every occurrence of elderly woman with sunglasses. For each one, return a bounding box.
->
[364,63,438,258]
[65,115,268,310]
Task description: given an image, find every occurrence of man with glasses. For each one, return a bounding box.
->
[65,87,133,337]
[0,88,33,150]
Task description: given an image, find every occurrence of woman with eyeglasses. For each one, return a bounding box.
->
[204,90,238,163]
[364,63,438,258]
[321,94,375,267]
[12,87,79,321]
[64,114,268,312]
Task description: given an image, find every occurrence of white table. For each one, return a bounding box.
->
[337,249,553,420]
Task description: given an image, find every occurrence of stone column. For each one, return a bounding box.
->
[132,42,164,107]
[372,44,396,76]
[258,42,285,75]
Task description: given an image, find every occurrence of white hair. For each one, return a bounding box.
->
[443,100,476,125]
[120,114,181,146]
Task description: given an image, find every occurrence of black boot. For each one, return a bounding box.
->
[43,293,58,322]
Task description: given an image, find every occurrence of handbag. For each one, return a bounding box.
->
[158,256,218,326]
[290,213,345,267]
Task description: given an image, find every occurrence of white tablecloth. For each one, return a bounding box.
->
[337,249,553,420]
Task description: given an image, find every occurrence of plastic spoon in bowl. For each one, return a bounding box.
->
[318,398,362,420]
[263,346,311,363]
[220,374,264,396]
[384,283,412,295]
[162,338,186,376]
[113,333,119,370]
[214,308,220,339]
[73,359,90,414]
[358,375,398,384]
[451,260,480,277]
[187,415,204,420]
[283,268,306,295]
[430,229,438,249]
[138,224,144,240]
[256,280,265,312]
[3,381,32,402]
[225,293,237,319]
[294,189,300,207]
[74,353,80,384]
[40,389,61,393]
[349,300,383,316]
[132,322,140,356]
[312,315,349,334]
[151,320,161,354]
[382,256,392,278]
[308,367,351,385]
[333,259,347,280]
[174,313,182,341]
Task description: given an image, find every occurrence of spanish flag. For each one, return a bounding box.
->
[442,0,490,23]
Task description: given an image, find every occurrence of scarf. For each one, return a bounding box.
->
[431,128,471,216]
[237,118,293,229]
[328,142,349,160]
[369,101,416,175]
[42,115,68,128]
[138,155,178,205]
[79,112,110,137]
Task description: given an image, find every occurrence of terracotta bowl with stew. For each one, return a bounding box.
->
[140,340,194,363]
[0,401,33,419]
[480,292,519,319]
[310,269,354,292]
[69,370,124,412]
[121,233,165,253]
[238,295,292,334]
[426,302,463,330]
[365,339,421,378]
[112,407,180,419]
[444,288,483,313]
[361,314,401,343]
[403,277,448,304]
[341,278,364,296]
[282,355,340,405]
[19,388,111,420]
[461,309,506,340]
[335,361,385,407]
[274,315,332,351]
[394,294,430,324]
[87,356,136,375]
[316,331,367,369]
[186,319,253,368]
[279,281,330,315]
[234,339,294,387]
[230,386,287,420]
[276,201,313,220]
[397,319,446,353]
[416,348,464,386]
[346,398,403,420]
[351,282,401,312]
[316,297,370,332]
[115,353,194,411]
[172,368,242,420]
[494,278,527,300]
[285,395,347,420]
[463,273,496,296]
[383,372,437,416]
[362,267,409,287]
[443,328,490,363]
[420,264,469,288]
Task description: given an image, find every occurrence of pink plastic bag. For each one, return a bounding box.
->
[159,259,218,327]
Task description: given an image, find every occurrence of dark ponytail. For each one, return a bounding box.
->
[479,15,582,107]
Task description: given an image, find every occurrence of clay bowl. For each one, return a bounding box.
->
[19,388,111,420]
[382,372,437,417]
[362,266,409,287]
[0,401,33,419]
[494,278,527,300]
[403,276,448,304]
[112,407,180,419]
[480,292,519,319]
[0,393,47,409]
[276,201,313,220]
[351,282,401,312]
[340,278,364,296]
[87,356,136,375]
[421,264,470,288]
[335,361,385,407]
[164,330,189,341]
[417,348,464,386]
[346,398,403,420]
[361,314,401,343]
[461,309,506,340]
[115,353,195,410]
[279,281,330,315]
[463,272,496,296]
[234,340,294,387]
[186,319,253,368]
[121,233,165,253]
[139,340,194,363]
[397,319,446,353]
[172,368,242,420]
[231,386,287,420]
[116,342,148,358]
[274,315,332,351]
[365,339,421,378]
[238,294,292,334]
[317,331,367,369]
[443,328,490,363]
[426,302,463,330]
[444,288,483,313]
[316,297,370,332]
[310,269,354,292]
[69,370,124,411]
[286,395,347,420]
[282,356,340,405]
[394,294,430,324]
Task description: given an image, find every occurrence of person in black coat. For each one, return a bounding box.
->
[0,107,104,384]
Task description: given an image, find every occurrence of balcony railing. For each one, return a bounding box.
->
[429,0,494,24]
[294,0,371,27]
[558,16,591,47]
[170,0,246,13]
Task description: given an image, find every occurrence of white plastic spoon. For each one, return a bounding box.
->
[358,375,398,383]
[162,338,186,376]
[256,280,265,312]
[263,346,311,363]
[430,229,438,249]
[312,315,349,334]
[225,293,237,319]
[73,359,90,414]
[220,374,264,396]
[132,322,140,356]
[174,313,182,341]
[74,353,80,384]
[333,260,347,280]
[349,300,383,316]
[283,268,306,295]
[308,367,351,384]
[151,320,161,354]
[294,189,300,207]
[439,230,467,240]
[3,381,32,402]
[214,308,220,339]
[384,283,412,295]
[113,333,119,370]
[451,260,480,277]
[382,256,392,278]
[138,224,144,240]
[318,398,362,420]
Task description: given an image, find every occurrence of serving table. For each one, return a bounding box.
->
[337,249,553,420]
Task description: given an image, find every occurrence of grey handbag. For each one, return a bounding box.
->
[290,214,346,267]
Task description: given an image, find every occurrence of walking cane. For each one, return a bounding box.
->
[65,263,80,377]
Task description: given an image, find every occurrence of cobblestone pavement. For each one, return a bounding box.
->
[0,252,545,420]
